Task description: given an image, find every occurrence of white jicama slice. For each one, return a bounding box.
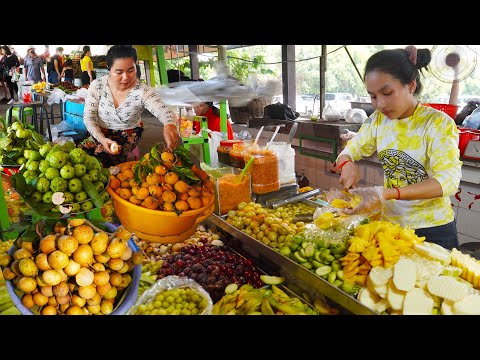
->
[366,276,377,295]
[442,265,463,277]
[403,288,434,315]
[357,287,381,311]
[440,299,455,315]
[387,279,406,311]
[393,258,417,292]
[427,275,469,302]
[453,294,480,315]
[373,283,388,299]
[368,266,393,287]
[414,243,451,266]
[416,278,428,291]
[389,310,403,315]
[374,298,389,313]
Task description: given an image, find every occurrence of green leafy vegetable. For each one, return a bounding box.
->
[171,166,200,185]
[173,146,193,167]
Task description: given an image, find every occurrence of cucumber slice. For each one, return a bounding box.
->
[225,283,238,294]
[315,265,332,277]
[304,243,315,258]
[260,275,285,285]
[301,262,313,270]
[294,251,308,263]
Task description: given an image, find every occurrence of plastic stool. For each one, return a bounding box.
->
[182,116,210,165]
[11,107,33,121]
[6,101,53,141]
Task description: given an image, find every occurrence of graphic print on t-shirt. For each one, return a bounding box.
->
[379,149,428,188]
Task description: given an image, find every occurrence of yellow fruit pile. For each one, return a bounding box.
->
[340,221,425,285]
[109,152,215,213]
[314,211,342,229]
[32,82,47,92]
[1,219,142,315]
[331,194,362,210]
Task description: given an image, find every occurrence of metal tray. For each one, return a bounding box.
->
[206,213,377,315]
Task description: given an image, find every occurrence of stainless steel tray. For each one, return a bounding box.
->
[206,213,377,315]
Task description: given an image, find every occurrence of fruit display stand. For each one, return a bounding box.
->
[206,213,377,315]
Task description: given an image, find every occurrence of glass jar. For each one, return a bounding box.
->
[230,143,247,168]
[217,140,243,166]
[214,170,252,215]
[248,151,280,194]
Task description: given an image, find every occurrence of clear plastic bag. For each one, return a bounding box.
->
[128,275,213,315]
[207,129,224,167]
[47,88,66,105]
[322,102,342,121]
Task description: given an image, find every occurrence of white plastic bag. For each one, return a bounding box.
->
[345,108,367,123]
[322,102,342,121]
[50,121,74,141]
[47,88,66,105]
[207,129,224,167]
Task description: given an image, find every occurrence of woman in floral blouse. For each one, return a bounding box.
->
[83,45,180,167]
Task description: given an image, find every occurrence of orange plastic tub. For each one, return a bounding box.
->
[107,162,215,243]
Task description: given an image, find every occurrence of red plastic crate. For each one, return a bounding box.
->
[423,103,459,119]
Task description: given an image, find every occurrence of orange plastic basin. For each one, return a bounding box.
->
[107,161,214,242]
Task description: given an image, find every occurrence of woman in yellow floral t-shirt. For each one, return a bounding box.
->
[80,45,95,86]
[335,46,462,250]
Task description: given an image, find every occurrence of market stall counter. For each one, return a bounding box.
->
[206,213,377,315]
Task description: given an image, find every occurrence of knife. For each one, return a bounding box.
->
[287,122,298,145]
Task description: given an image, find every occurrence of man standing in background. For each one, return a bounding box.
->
[24,46,45,82]
[47,47,63,84]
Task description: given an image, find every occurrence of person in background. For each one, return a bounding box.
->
[10,47,23,65]
[136,63,141,80]
[193,101,234,140]
[334,46,462,250]
[0,48,10,102]
[47,46,63,84]
[80,45,95,86]
[82,45,179,167]
[60,58,74,83]
[23,46,45,83]
[1,45,20,104]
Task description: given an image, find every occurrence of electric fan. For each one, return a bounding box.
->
[430,45,477,83]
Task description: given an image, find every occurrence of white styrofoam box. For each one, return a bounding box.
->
[452,204,460,218]
[456,207,480,240]
[456,182,480,211]
[461,166,480,185]
[458,233,480,245]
